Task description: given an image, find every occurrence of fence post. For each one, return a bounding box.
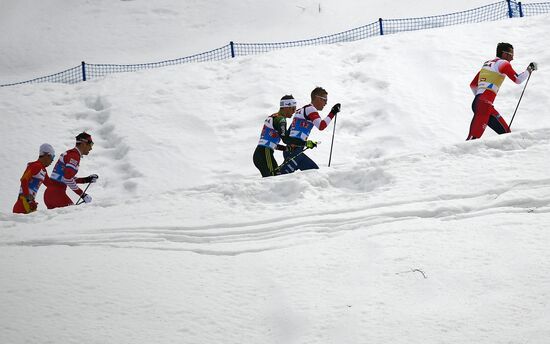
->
[230,41,235,58]
[379,18,384,35]
[81,61,87,81]
[518,2,524,17]
[506,0,514,18]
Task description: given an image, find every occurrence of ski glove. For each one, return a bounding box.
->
[83,174,99,183]
[82,193,92,204]
[21,195,38,212]
[29,201,38,212]
[331,103,341,115]
[528,62,538,72]
[305,140,317,149]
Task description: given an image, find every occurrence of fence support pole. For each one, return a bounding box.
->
[506,0,514,18]
[230,41,235,58]
[519,2,524,17]
[81,61,87,81]
[379,18,384,35]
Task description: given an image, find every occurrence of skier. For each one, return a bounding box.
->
[253,95,296,177]
[12,143,56,214]
[467,42,537,140]
[280,87,340,173]
[44,132,99,209]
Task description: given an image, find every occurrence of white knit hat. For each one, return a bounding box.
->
[39,143,55,157]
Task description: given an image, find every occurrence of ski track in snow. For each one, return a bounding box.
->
[3,129,550,255]
[7,194,549,256]
[6,191,549,255]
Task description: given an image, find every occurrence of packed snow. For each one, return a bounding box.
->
[1,1,550,343]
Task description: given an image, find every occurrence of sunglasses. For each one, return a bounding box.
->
[316,95,328,101]
[78,140,94,146]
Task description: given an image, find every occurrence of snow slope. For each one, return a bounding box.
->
[1,0,492,83]
[1,2,550,343]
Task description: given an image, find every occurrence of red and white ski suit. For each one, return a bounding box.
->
[467,58,529,140]
[13,160,52,214]
[44,147,87,209]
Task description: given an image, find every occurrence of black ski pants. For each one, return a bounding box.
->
[253,146,279,177]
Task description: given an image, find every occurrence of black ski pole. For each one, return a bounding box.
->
[509,72,532,129]
[75,182,92,205]
[328,114,337,167]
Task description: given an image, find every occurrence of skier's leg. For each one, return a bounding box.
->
[253,146,277,177]
[467,96,491,140]
[487,113,511,134]
[280,148,300,174]
[44,184,74,209]
[264,147,279,176]
[294,153,319,170]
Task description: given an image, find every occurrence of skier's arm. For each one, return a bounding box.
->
[19,166,34,197]
[499,61,529,84]
[61,157,84,195]
[283,136,306,147]
[470,71,480,95]
[19,163,44,198]
[273,117,292,151]
[275,117,288,142]
[63,169,84,195]
[308,111,335,131]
